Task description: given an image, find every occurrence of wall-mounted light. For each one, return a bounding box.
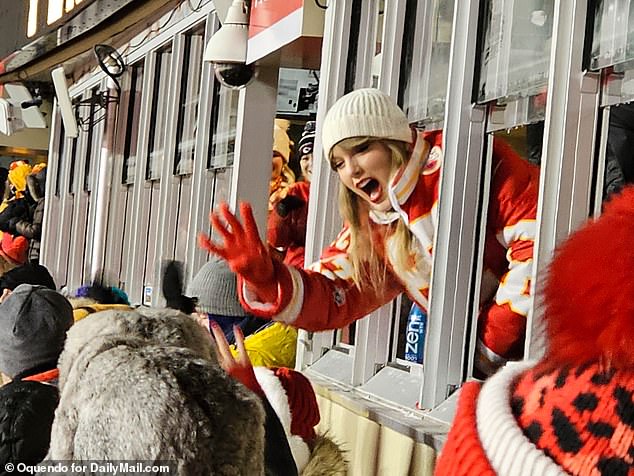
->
[51,44,126,138]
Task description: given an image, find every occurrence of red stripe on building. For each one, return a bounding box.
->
[248,0,303,38]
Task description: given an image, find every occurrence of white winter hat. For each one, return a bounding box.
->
[321,88,413,160]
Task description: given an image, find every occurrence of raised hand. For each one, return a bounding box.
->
[199,202,277,302]
[211,322,263,397]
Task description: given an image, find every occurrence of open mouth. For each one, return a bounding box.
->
[358,178,382,202]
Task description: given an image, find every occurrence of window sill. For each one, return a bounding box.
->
[305,369,452,452]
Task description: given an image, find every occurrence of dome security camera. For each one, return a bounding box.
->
[212,63,257,90]
[204,0,256,89]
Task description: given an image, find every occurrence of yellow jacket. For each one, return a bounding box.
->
[231,322,297,368]
[72,303,133,322]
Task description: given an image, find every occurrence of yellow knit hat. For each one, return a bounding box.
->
[273,120,291,163]
[8,161,32,196]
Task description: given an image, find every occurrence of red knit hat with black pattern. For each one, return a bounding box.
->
[509,186,634,475]
[436,187,634,476]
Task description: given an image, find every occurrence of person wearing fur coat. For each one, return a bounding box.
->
[211,322,348,475]
[43,308,267,475]
[435,186,634,475]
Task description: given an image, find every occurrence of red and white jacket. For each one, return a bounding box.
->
[240,131,539,368]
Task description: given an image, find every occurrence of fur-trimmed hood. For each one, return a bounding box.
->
[302,434,347,476]
[46,309,266,475]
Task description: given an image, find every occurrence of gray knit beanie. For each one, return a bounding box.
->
[186,257,249,317]
[0,284,73,377]
[321,88,413,160]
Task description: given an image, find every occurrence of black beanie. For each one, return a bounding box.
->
[0,263,56,291]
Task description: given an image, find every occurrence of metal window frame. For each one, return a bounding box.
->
[41,108,65,284]
[81,81,108,284]
[525,0,600,359]
[66,82,105,290]
[297,0,355,375]
[227,57,281,237]
[125,40,173,304]
[354,1,414,394]
[592,105,610,218]
[152,20,207,307]
[421,0,487,409]
[186,10,224,282]
[98,60,145,287]
[121,59,146,185]
[297,0,406,387]
[45,1,215,299]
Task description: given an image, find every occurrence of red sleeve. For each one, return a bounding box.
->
[239,226,404,332]
[477,139,539,367]
[267,182,310,249]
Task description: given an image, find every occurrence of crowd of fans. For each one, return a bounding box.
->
[0,127,347,475]
[1,88,633,475]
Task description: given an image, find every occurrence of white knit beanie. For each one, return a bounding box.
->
[186,257,249,317]
[321,88,413,160]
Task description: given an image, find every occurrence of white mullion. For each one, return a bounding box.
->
[41,108,62,277]
[378,0,406,97]
[67,90,89,291]
[405,1,433,122]
[56,132,75,288]
[592,107,611,218]
[526,0,599,359]
[352,0,378,89]
[187,12,219,283]
[421,0,488,409]
[126,52,157,305]
[151,33,185,307]
[89,77,118,282]
[298,0,354,371]
[102,68,134,284]
[464,133,494,378]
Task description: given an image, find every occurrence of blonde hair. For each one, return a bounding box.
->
[330,137,414,291]
[280,163,296,185]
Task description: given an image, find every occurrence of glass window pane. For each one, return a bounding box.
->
[68,93,82,194]
[590,0,634,70]
[83,86,100,192]
[146,45,173,181]
[601,102,634,201]
[344,0,364,93]
[27,0,38,37]
[474,128,540,377]
[174,26,205,175]
[371,1,385,88]
[477,0,554,103]
[67,136,78,194]
[207,79,239,169]
[54,116,65,198]
[399,0,455,124]
[122,60,144,184]
[47,0,63,24]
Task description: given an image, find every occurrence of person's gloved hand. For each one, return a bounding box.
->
[198,202,277,302]
[210,321,264,398]
[275,195,305,218]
